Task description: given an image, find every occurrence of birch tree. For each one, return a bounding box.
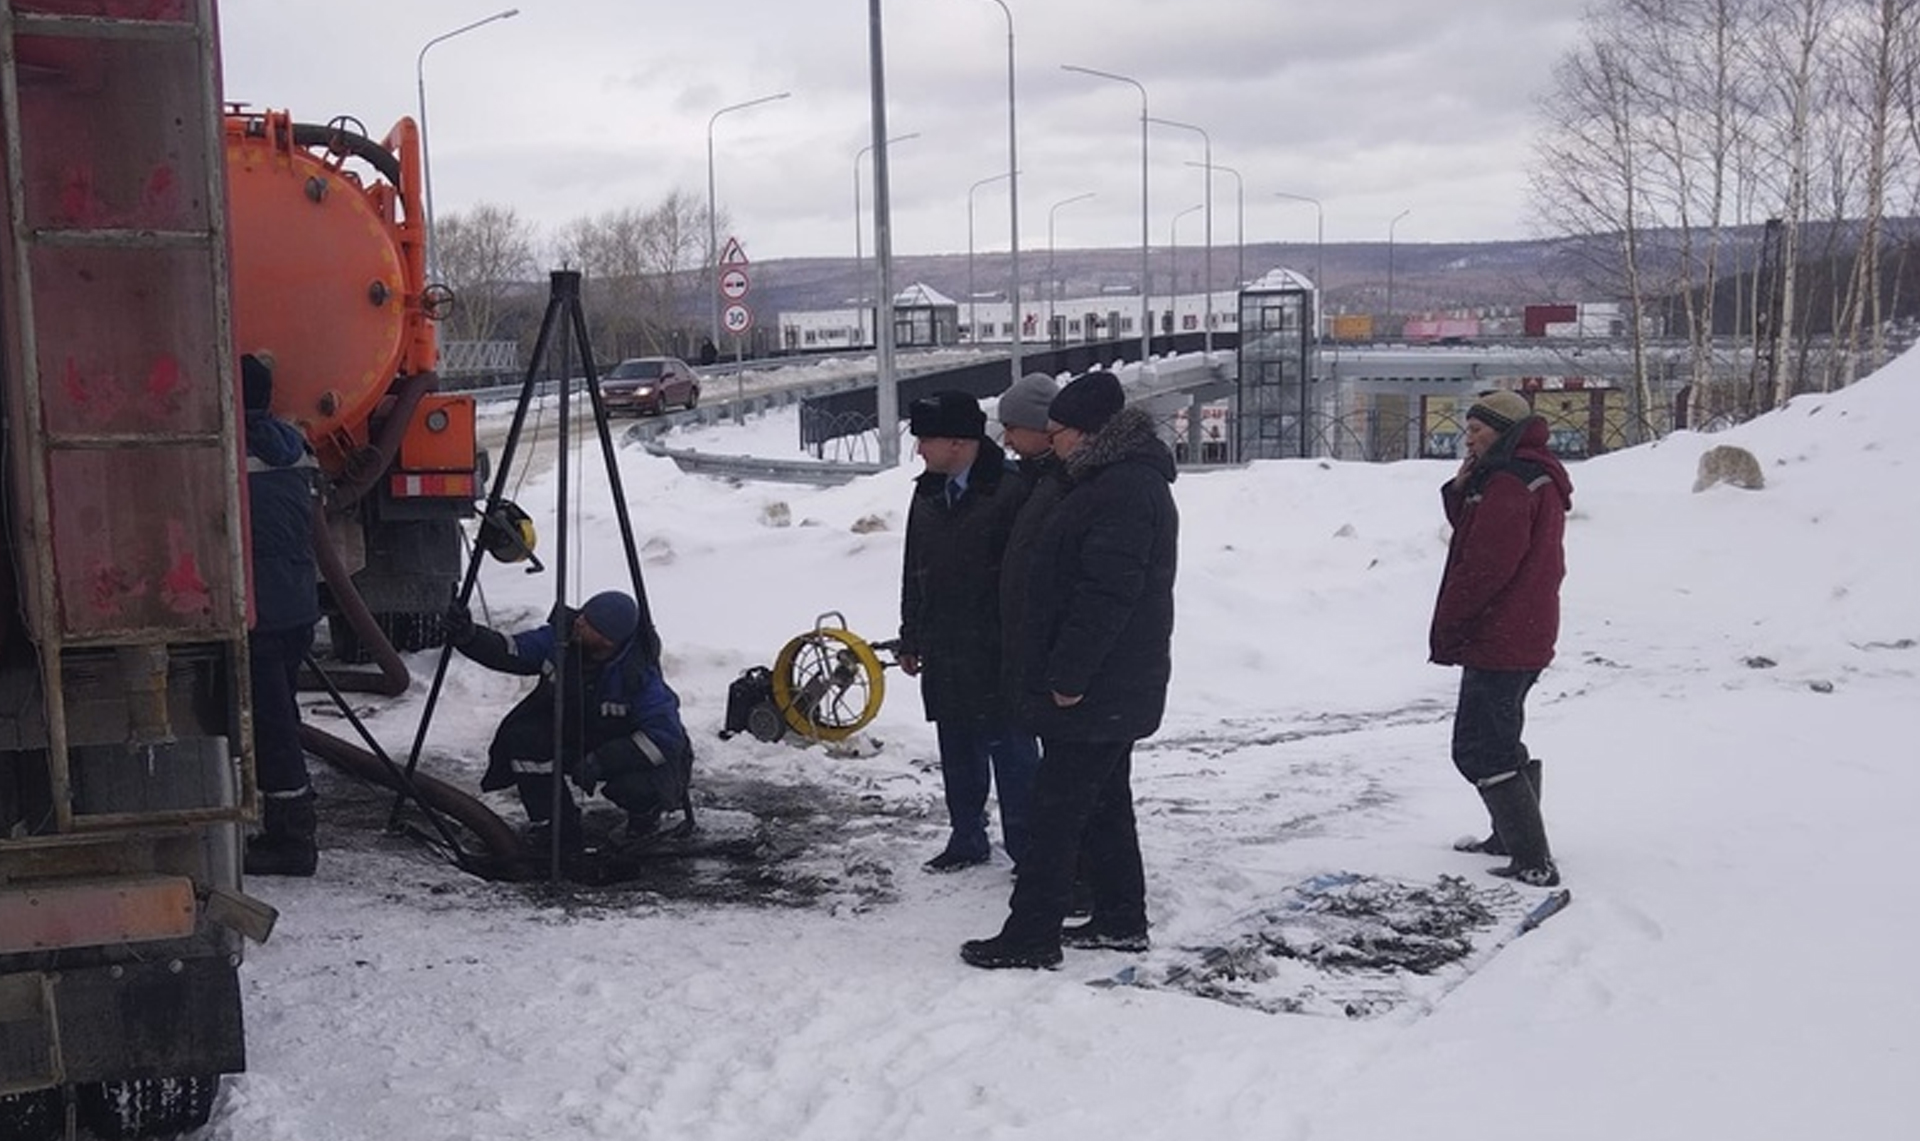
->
[436,203,539,345]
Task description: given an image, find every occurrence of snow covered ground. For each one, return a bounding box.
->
[205,351,1918,1140]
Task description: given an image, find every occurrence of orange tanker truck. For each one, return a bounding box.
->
[224,107,482,669]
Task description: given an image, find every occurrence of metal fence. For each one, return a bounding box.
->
[1134,396,1682,466]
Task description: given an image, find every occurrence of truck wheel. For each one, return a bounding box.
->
[74,1074,218,1138]
[381,609,444,653]
[0,1087,63,1141]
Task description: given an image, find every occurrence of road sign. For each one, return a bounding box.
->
[722,302,753,335]
[719,268,750,301]
[719,236,749,268]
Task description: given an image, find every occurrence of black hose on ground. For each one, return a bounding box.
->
[299,723,523,874]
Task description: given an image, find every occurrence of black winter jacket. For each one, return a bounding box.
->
[900,441,1030,722]
[998,450,1070,705]
[245,411,321,633]
[1018,406,1178,741]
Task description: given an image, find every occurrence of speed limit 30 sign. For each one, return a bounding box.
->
[722,303,753,334]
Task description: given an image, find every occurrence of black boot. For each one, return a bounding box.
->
[1477,769,1558,887]
[1454,758,1541,856]
[246,793,318,877]
[959,933,1062,970]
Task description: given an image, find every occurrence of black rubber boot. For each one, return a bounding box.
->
[1455,758,1541,856]
[1478,769,1559,887]
[246,793,318,878]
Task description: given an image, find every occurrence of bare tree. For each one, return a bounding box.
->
[1830,0,1917,384]
[1532,0,1918,429]
[437,203,539,344]
[545,191,713,363]
[1532,14,1658,426]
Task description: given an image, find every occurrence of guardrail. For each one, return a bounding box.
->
[639,440,883,486]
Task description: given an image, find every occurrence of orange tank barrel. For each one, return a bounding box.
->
[222,111,435,474]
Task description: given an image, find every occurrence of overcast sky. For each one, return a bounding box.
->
[218,0,1590,262]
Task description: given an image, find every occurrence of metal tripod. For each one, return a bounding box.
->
[395,269,662,882]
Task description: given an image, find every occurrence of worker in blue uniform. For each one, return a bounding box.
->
[445,591,693,847]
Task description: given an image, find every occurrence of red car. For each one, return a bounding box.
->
[601,356,700,416]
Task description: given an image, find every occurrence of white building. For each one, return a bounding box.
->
[776,278,1283,352]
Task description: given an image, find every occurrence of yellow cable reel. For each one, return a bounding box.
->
[769,612,888,742]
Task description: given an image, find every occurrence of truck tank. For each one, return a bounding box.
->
[223,110,479,669]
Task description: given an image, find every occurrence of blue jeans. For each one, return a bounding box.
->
[935,721,1039,866]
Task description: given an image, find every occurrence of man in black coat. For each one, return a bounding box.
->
[899,390,1038,873]
[994,372,1067,706]
[240,352,325,877]
[962,371,1179,969]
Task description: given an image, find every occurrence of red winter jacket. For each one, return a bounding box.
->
[1430,417,1573,670]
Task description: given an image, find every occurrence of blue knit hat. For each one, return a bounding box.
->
[580,591,640,645]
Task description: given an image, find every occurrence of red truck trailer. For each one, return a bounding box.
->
[0,3,275,1137]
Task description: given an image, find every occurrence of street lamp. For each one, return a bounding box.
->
[968,171,1016,349]
[1187,160,1242,288]
[981,0,1023,381]
[1063,64,1150,370]
[416,7,519,281]
[706,91,791,350]
[1387,207,1411,332]
[1046,191,1095,342]
[1148,116,1212,355]
[1274,191,1324,336]
[853,132,919,348]
[1170,204,1203,336]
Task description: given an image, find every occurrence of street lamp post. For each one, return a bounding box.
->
[1186,160,1242,288]
[982,0,1022,381]
[867,0,903,468]
[1387,207,1411,333]
[967,171,1015,349]
[706,91,791,351]
[1046,191,1096,343]
[1170,204,1203,336]
[416,7,519,281]
[1063,64,1150,370]
[1148,116,1212,355]
[853,132,919,348]
[1274,191,1324,336]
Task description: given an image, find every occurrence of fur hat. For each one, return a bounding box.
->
[995,372,1059,432]
[241,353,273,412]
[580,591,640,646]
[1467,389,1532,432]
[908,390,986,439]
[1048,370,1125,433]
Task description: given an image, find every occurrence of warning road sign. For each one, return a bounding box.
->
[722,303,753,334]
[719,236,749,268]
[719,268,750,300]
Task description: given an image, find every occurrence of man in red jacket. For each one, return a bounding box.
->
[1430,389,1573,887]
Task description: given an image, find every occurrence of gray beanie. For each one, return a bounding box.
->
[996,372,1059,431]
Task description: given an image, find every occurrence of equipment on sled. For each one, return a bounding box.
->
[722,612,899,743]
